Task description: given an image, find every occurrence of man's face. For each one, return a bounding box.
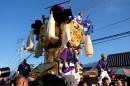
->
[101,54,106,60]
[69,42,73,48]
[103,80,110,86]
[117,80,123,86]
[42,16,46,19]
[83,83,87,86]
[68,41,73,48]
[80,12,83,17]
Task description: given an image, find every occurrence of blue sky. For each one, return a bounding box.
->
[0,0,130,71]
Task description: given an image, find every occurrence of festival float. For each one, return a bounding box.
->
[25,1,93,82]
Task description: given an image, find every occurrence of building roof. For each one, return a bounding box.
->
[107,51,130,67]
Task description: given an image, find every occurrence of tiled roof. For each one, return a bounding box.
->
[107,52,130,67]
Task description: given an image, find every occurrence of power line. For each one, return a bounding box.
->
[92,31,130,42]
[73,0,105,14]
[73,0,103,12]
[93,34,130,45]
[11,61,19,71]
[72,0,94,13]
[82,0,105,13]
[24,53,34,60]
[8,41,19,67]
[94,18,130,31]
[11,53,34,71]
[9,36,28,69]
[45,0,70,9]
[82,30,130,44]
[82,32,130,47]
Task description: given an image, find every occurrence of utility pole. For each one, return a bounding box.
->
[17,38,24,64]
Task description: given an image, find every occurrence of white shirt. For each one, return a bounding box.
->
[77,15,82,23]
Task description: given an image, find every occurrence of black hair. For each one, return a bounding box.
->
[30,74,66,86]
[23,59,26,63]
[79,80,87,86]
[66,40,72,48]
[42,15,45,17]
[102,77,109,82]
[31,23,35,29]
[78,12,82,15]
[101,53,105,57]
